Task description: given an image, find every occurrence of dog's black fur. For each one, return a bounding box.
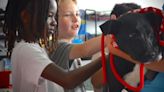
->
[100,12,163,92]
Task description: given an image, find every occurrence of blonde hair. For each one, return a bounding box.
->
[58,0,77,5]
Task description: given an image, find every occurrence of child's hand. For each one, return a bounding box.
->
[104,14,118,50]
[110,14,117,20]
[104,34,117,49]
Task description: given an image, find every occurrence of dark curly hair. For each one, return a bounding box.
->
[3,0,58,56]
[111,3,141,18]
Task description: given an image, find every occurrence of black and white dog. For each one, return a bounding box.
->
[100,8,163,92]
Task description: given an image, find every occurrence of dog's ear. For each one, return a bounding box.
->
[100,20,121,35]
[143,12,162,28]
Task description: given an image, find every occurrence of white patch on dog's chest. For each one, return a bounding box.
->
[121,89,128,92]
[124,64,146,87]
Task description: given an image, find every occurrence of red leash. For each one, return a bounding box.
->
[101,34,144,92]
[110,54,144,92]
[101,34,107,84]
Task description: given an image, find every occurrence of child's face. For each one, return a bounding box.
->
[58,0,81,39]
[47,0,57,34]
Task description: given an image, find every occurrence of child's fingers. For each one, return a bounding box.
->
[110,14,117,20]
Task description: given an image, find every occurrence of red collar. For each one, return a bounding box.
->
[130,7,164,46]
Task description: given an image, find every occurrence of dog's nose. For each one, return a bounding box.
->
[146,52,162,63]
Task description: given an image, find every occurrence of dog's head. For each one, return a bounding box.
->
[100,12,163,63]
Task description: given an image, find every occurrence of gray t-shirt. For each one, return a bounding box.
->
[50,41,86,92]
[50,41,72,69]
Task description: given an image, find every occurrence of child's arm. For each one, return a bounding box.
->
[41,56,102,89]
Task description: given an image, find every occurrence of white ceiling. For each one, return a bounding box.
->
[1,0,163,11]
[77,0,164,11]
